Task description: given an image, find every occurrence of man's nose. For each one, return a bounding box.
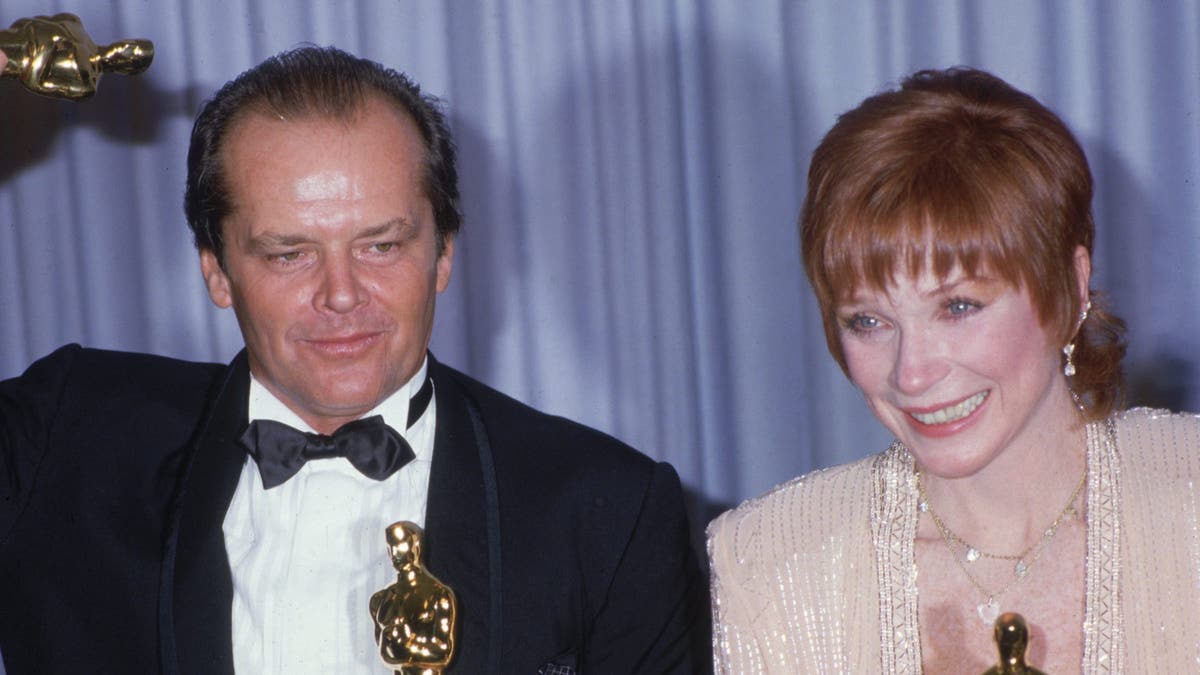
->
[315,254,367,313]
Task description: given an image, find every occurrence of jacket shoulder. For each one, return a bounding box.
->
[68,344,223,381]
[1,345,227,546]
[54,345,224,418]
[12,343,221,384]
[4,344,223,426]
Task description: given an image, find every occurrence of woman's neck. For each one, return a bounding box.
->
[916,384,1088,552]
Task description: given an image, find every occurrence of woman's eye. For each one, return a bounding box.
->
[946,298,981,316]
[844,314,881,334]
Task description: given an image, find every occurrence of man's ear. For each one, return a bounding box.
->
[199,248,234,309]
[436,236,455,293]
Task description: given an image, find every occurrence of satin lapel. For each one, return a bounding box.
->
[160,351,249,675]
[424,357,500,674]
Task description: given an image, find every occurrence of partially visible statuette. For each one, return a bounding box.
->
[1,13,153,100]
[982,612,1048,675]
[369,521,457,675]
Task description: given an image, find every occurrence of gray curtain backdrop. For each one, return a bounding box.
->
[2,0,1199,531]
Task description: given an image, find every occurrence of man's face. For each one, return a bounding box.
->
[199,99,453,434]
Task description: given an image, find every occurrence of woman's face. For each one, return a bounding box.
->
[836,264,1071,479]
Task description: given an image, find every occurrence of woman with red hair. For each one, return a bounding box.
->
[709,67,1200,673]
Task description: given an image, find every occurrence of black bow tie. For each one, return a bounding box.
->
[239,374,433,489]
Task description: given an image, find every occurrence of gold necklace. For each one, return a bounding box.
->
[916,466,1087,625]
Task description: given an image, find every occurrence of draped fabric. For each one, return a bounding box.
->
[2,0,1199,533]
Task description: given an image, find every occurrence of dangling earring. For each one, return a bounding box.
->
[1063,300,1091,378]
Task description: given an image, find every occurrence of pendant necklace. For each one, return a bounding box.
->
[916,466,1087,625]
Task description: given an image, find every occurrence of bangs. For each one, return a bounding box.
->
[819,154,1033,304]
[800,67,1100,383]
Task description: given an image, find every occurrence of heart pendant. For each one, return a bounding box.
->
[977,598,1000,625]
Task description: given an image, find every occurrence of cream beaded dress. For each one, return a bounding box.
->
[708,408,1200,673]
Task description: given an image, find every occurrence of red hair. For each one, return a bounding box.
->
[800,68,1125,418]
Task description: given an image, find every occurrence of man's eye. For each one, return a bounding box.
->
[371,242,395,253]
[273,251,302,262]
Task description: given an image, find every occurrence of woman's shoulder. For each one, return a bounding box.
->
[1110,406,1200,474]
[707,450,894,665]
[1104,408,1200,670]
[707,452,881,560]
[1113,405,1200,427]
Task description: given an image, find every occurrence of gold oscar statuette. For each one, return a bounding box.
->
[982,612,1048,675]
[369,521,458,675]
[1,13,153,100]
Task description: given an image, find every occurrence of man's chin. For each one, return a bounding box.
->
[270,359,409,421]
[285,377,391,422]
[308,390,385,416]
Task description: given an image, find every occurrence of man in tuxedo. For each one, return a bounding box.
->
[0,47,706,674]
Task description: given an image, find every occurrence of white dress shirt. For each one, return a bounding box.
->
[222,359,436,674]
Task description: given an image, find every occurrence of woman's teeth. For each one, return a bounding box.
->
[911,391,988,425]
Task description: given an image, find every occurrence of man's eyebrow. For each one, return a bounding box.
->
[246,232,313,251]
[245,219,415,252]
[357,218,413,239]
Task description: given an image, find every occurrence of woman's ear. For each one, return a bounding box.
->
[1072,245,1092,314]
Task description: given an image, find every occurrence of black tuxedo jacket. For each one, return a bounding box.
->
[0,345,707,674]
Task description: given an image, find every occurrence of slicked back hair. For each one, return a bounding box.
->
[184,46,460,264]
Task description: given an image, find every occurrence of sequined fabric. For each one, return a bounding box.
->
[1113,408,1200,670]
[708,408,1200,673]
